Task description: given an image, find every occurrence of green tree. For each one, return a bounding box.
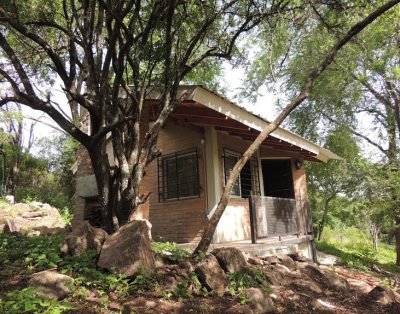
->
[0,0,292,231]
[239,1,400,263]
[194,1,400,254]
[307,127,360,240]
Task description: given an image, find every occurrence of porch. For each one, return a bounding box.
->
[179,234,315,259]
[195,195,316,259]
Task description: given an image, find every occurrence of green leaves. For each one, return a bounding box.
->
[1,287,74,314]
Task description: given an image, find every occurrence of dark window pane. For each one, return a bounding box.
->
[224,153,241,196]
[161,150,199,200]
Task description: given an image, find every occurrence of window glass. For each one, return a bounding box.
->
[159,150,200,201]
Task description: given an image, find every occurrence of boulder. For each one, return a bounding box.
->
[240,288,275,313]
[279,256,297,271]
[2,202,65,236]
[135,219,152,240]
[264,268,285,286]
[262,256,280,265]
[97,220,154,276]
[5,195,15,204]
[287,252,310,262]
[323,270,350,292]
[247,257,264,266]
[60,221,108,257]
[368,285,400,305]
[212,247,247,273]
[29,270,74,300]
[301,265,349,292]
[195,254,229,296]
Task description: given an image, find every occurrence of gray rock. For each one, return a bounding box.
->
[212,247,247,273]
[29,270,74,300]
[368,285,400,305]
[195,254,229,296]
[247,257,264,266]
[2,202,65,236]
[264,268,285,286]
[136,219,152,240]
[262,256,280,265]
[240,288,275,313]
[279,256,297,271]
[287,252,309,262]
[60,221,108,257]
[323,270,349,292]
[97,220,155,276]
[301,264,349,292]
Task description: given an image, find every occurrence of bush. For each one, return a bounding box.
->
[228,267,272,296]
[151,241,190,263]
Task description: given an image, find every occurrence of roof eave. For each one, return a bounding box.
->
[190,86,342,163]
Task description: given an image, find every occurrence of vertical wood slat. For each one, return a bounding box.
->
[253,195,299,238]
[249,193,257,244]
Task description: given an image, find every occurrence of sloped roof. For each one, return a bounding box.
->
[147,85,341,162]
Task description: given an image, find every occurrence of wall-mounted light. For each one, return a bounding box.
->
[294,159,303,170]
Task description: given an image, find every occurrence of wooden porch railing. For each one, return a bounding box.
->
[249,195,299,241]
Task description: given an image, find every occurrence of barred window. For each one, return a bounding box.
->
[223,149,260,198]
[158,149,200,201]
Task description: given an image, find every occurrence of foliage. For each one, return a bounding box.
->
[0,0,293,228]
[0,287,74,314]
[0,233,160,307]
[0,233,64,274]
[227,267,272,296]
[129,271,159,295]
[151,241,190,263]
[0,198,8,209]
[317,226,400,272]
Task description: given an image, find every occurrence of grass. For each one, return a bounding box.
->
[317,226,400,273]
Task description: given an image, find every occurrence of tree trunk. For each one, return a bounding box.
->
[317,208,328,241]
[395,219,400,265]
[372,230,379,253]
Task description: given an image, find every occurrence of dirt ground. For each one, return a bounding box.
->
[64,263,400,313]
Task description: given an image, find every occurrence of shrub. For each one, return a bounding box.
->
[0,287,74,314]
[228,267,272,296]
[151,241,190,263]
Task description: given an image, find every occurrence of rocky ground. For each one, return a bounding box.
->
[1,212,400,313]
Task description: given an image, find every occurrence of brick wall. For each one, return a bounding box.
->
[144,122,208,243]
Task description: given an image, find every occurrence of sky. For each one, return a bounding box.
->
[20,61,384,161]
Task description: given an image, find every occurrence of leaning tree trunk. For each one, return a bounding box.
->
[395,219,400,265]
[193,1,400,255]
[317,195,335,241]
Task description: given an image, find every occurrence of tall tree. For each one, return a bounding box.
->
[0,0,291,231]
[307,127,360,240]
[194,0,400,254]
[0,104,38,195]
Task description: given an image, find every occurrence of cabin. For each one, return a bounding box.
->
[73,86,340,259]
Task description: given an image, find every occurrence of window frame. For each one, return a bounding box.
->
[223,148,261,198]
[158,149,200,202]
[223,149,242,197]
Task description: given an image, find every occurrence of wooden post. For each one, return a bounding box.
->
[249,193,257,244]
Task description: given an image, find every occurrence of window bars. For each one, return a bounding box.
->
[223,148,261,198]
[158,149,200,202]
